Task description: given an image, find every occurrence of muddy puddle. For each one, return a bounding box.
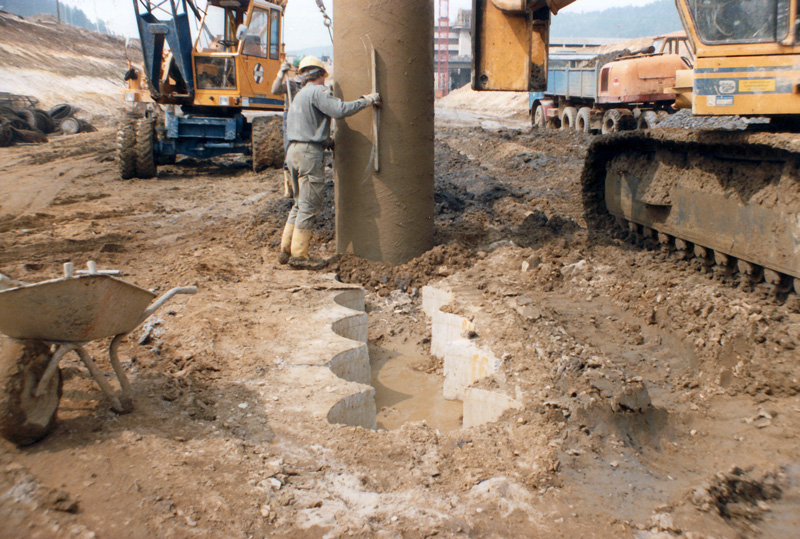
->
[369,338,462,432]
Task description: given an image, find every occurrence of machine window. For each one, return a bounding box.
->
[195,56,237,90]
[270,9,281,60]
[243,8,269,58]
[687,0,791,44]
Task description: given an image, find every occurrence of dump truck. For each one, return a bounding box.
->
[528,36,693,133]
[473,0,800,294]
[118,0,288,179]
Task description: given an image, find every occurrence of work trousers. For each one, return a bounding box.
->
[285,142,325,231]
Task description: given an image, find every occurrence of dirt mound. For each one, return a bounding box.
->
[437,84,528,118]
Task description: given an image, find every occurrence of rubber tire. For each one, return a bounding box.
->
[59,117,81,135]
[533,105,546,129]
[576,107,592,133]
[637,110,659,130]
[560,106,578,130]
[602,109,635,134]
[116,119,137,179]
[135,118,157,179]
[252,116,284,172]
[0,337,62,446]
[32,109,55,134]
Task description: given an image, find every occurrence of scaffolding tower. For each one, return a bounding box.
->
[436,0,450,98]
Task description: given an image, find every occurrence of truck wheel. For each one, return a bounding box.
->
[0,337,62,446]
[533,105,546,129]
[135,118,157,179]
[116,119,137,179]
[252,116,284,172]
[602,109,635,134]
[560,107,577,130]
[637,110,659,130]
[576,107,592,133]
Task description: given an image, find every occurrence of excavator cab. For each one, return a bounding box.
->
[674,0,800,116]
[128,0,286,111]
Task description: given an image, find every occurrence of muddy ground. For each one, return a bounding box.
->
[0,113,799,539]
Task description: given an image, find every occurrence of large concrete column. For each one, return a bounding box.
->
[333,0,435,265]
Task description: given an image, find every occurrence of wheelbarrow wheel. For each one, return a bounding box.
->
[0,337,62,446]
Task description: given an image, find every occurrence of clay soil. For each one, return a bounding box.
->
[0,109,798,538]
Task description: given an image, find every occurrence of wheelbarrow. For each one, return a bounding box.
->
[0,262,197,445]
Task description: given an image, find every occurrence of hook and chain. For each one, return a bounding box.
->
[315,0,333,43]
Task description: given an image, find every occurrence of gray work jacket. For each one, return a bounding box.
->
[286,84,367,144]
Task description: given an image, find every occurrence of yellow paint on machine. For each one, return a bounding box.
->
[692,54,800,116]
[739,79,777,93]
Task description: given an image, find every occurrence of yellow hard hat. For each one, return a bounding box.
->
[298,56,327,77]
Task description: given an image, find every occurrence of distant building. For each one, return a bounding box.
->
[434,9,472,94]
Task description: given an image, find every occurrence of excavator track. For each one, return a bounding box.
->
[582,128,800,294]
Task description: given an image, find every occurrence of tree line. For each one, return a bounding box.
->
[2,0,112,34]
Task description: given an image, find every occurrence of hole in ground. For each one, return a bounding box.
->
[370,339,462,432]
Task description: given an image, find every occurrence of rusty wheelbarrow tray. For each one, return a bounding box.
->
[0,262,197,445]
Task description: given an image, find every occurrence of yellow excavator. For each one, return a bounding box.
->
[119,0,291,179]
[474,0,800,294]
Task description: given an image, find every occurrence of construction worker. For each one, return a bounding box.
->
[278,56,380,269]
[271,56,305,198]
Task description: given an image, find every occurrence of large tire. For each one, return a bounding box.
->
[135,118,157,179]
[252,116,284,172]
[116,119,137,179]
[560,106,578,130]
[48,103,75,120]
[637,110,659,130]
[0,337,62,446]
[601,108,635,135]
[533,104,546,129]
[576,107,592,133]
[0,123,13,147]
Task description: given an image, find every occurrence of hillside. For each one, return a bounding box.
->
[550,0,682,38]
[0,12,131,122]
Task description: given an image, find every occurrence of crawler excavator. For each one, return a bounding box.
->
[473,0,800,294]
[118,0,290,179]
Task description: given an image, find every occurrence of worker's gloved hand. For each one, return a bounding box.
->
[280,61,292,73]
[361,93,381,106]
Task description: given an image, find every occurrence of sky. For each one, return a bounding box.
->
[61,0,660,49]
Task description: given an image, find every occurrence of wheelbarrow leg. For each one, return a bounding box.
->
[74,346,128,413]
[35,343,75,398]
[108,334,133,412]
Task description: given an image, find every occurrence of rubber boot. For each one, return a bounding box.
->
[283,169,293,199]
[277,222,294,265]
[288,228,327,270]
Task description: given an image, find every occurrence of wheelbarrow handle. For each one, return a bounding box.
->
[136,286,199,327]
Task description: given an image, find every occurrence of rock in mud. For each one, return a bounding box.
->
[611,380,651,413]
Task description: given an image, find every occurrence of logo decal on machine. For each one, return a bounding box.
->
[254,63,264,84]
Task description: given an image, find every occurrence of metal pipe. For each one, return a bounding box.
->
[333,0,435,265]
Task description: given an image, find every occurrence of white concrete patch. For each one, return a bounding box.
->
[463,388,522,428]
[278,282,376,430]
[422,283,522,428]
